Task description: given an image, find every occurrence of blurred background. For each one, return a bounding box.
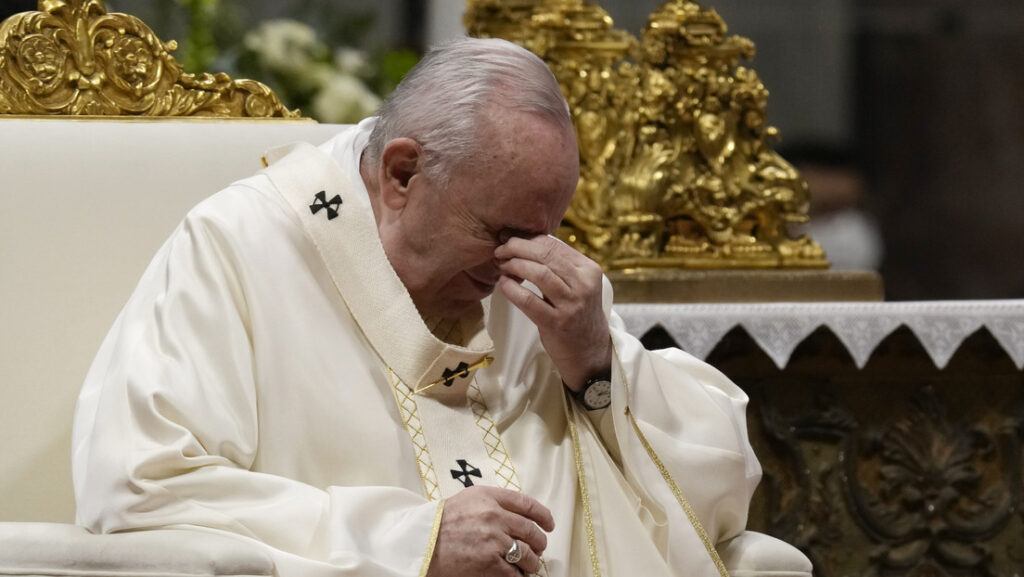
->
[2,0,1021,301]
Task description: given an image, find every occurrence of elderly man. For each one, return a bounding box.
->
[72,37,809,577]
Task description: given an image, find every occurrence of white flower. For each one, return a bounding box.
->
[244,19,325,75]
[334,47,370,76]
[312,73,382,124]
[239,18,390,123]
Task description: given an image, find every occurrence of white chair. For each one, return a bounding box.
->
[0,2,811,573]
[0,118,341,576]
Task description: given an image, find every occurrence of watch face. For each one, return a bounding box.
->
[583,379,611,409]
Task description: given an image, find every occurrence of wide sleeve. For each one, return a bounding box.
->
[71,189,441,577]
[584,279,761,547]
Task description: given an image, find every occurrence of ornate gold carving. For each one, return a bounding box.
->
[466,0,826,269]
[642,322,1024,576]
[0,0,299,117]
[846,390,1015,575]
[756,385,1022,577]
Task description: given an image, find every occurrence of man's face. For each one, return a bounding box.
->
[378,110,579,320]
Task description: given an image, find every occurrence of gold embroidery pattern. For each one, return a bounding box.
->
[613,346,730,577]
[467,379,521,491]
[566,392,602,577]
[417,498,446,577]
[468,379,551,577]
[627,409,730,577]
[388,368,440,501]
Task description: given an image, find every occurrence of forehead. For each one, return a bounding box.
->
[455,111,579,233]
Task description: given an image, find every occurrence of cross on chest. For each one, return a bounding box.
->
[309,190,342,220]
[450,459,482,487]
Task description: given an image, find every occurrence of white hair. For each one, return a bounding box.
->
[365,36,572,187]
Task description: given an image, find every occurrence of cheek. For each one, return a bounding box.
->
[447,232,498,263]
[472,239,502,266]
[422,236,493,283]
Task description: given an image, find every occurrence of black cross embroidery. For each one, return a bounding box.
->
[451,459,482,487]
[441,362,471,387]
[309,190,342,220]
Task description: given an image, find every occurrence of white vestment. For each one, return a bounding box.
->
[72,120,767,577]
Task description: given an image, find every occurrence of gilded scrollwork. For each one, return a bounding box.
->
[466,0,827,270]
[0,0,298,117]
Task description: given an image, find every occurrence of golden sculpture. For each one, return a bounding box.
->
[466,0,828,269]
[0,0,299,118]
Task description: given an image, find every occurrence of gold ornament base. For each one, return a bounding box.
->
[609,269,884,303]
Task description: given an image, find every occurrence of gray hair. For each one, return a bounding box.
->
[364,36,572,187]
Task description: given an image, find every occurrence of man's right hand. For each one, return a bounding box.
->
[427,486,554,576]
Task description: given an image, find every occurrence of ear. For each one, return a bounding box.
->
[379,138,424,211]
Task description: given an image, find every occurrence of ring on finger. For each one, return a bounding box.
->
[504,539,523,564]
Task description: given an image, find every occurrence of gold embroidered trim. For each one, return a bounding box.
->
[467,379,521,491]
[418,498,446,577]
[612,342,631,399]
[614,346,730,577]
[468,379,550,575]
[388,368,440,501]
[566,391,602,577]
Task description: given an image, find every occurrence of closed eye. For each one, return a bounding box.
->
[498,228,543,244]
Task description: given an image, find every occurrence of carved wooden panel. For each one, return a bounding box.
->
[642,325,1024,577]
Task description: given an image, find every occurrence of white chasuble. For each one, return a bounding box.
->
[73,120,763,577]
[263,137,513,502]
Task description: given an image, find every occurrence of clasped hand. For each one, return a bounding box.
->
[428,486,554,576]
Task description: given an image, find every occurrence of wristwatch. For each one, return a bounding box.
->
[574,375,612,411]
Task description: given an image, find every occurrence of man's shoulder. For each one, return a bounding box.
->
[187,175,281,221]
[191,119,369,227]
[177,175,306,252]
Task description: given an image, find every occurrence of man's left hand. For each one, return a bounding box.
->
[495,235,611,391]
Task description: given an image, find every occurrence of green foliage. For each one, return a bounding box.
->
[176,0,219,73]
[376,49,419,96]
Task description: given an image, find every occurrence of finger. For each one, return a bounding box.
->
[499,276,556,327]
[489,487,556,532]
[496,236,586,279]
[498,258,571,302]
[501,509,548,555]
[498,237,605,299]
[502,539,543,575]
[490,556,522,577]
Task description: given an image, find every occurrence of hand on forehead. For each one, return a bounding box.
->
[495,233,561,257]
[494,235,585,289]
[494,232,611,391]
